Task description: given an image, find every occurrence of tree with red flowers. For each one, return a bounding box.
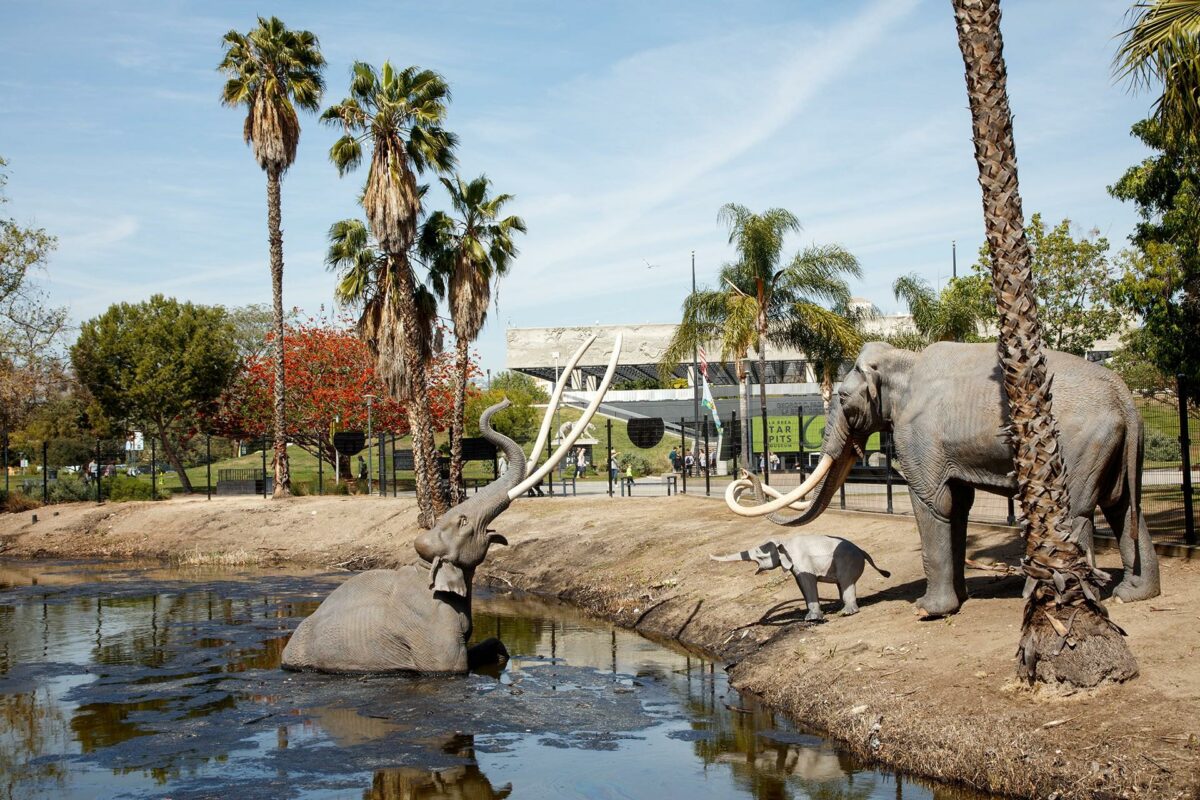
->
[211,314,463,477]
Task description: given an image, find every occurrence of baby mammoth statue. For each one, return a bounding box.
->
[712,534,890,621]
[282,333,623,674]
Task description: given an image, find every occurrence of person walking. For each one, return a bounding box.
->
[575,447,586,479]
[609,449,619,484]
[698,449,707,475]
[497,453,508,475]
[684,451,694,477]
[668,446,678,473]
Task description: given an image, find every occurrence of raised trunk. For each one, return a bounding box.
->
[449,335,470,505]
[266,166,292,499]
[953,0,1135,686]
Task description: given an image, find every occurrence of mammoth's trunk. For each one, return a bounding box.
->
[479,401,526,502]
[731,394,859,526]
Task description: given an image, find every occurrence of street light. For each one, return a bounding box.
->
[691,251,700,459]
[551,351,560,475]
[364,394,376,496]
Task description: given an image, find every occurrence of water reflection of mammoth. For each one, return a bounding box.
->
[365,735,512,800]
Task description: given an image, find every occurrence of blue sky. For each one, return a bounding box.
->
[0,0,1158,374]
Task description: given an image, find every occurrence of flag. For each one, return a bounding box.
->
[697,345,709,379]
[701,374,723,433]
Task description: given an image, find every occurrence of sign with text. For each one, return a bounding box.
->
[752,415,880,452]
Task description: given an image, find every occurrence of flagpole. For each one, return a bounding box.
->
[690,250,700,456]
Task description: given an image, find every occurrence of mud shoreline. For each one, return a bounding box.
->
[1,494,1197,799]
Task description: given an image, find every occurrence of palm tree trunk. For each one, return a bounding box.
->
[757,338,769,479]
[266,166,291,499]
[448,335,470,505]
[388,254,444,527]
[738,359,751,471]
[953,0,1136,686]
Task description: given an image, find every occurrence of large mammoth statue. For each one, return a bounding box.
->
[282,333,623,674]
[727,341,1160,618]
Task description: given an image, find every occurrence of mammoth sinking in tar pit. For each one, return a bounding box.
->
[711,533,890,622]
[281,332,623,675]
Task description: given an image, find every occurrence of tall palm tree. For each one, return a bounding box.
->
[322,62,457,527]
[662,239,860,468]
[952,0,1136,686]
[219,16,325,499]
[716,204,861,474]
[1116,0,1200,133]
[420,175,526,504]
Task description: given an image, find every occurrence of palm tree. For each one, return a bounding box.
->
[420,175,526,504]
[1116,0,1200,133]
[662,230,860,468]
[891,273,991,344]
[952,0,1136,686]
[717,204,861,475]
[322,62,457,527]
[219,17,325,499]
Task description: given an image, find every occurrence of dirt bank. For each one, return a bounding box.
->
[2,494,1197,799]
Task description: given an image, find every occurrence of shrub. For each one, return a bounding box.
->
[618,453,653,478]
[49,475,93,503]
[1144,430,1179,463]
[1,490,41,513]
[103,475,170,502]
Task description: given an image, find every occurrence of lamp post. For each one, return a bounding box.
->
[691,251,700,458]
[364,394,376,496]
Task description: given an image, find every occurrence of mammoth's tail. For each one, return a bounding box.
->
[864,551,891,578]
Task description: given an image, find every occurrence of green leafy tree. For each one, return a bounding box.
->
[218,16,326,498]
[322,61,457,528]
[71,296,240,493]
[1109,119,1200,397]
[662,205,860,464]
[421,175,525,503]
[465,371,547,445]
[969,213,1122,356]
[952,0,1134,686]
[0,157,66,431]
[785,300,871,411]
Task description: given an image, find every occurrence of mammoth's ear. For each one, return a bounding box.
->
[430,556,468,597]
[776,542,794,572]
[863,363,881,404]
[487,530,508,547]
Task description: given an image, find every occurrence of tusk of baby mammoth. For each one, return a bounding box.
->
[509,334,624,500]
[723,455,833,517]
[525,334,597,479]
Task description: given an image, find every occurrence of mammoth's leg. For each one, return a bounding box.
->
[1102,495,1161,602]
[949,484,974,605]
[838,580,859,616]
[793,572,824,621]
[910,487,961,617]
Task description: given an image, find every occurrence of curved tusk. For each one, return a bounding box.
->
[722,477,811,512]
[525,334,597,478]
[753,479,814,511]
[510,334,624,499]
[724,455,833,517]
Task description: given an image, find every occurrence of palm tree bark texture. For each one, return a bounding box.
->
[953,0,1136,686]
[267,165,290,497]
